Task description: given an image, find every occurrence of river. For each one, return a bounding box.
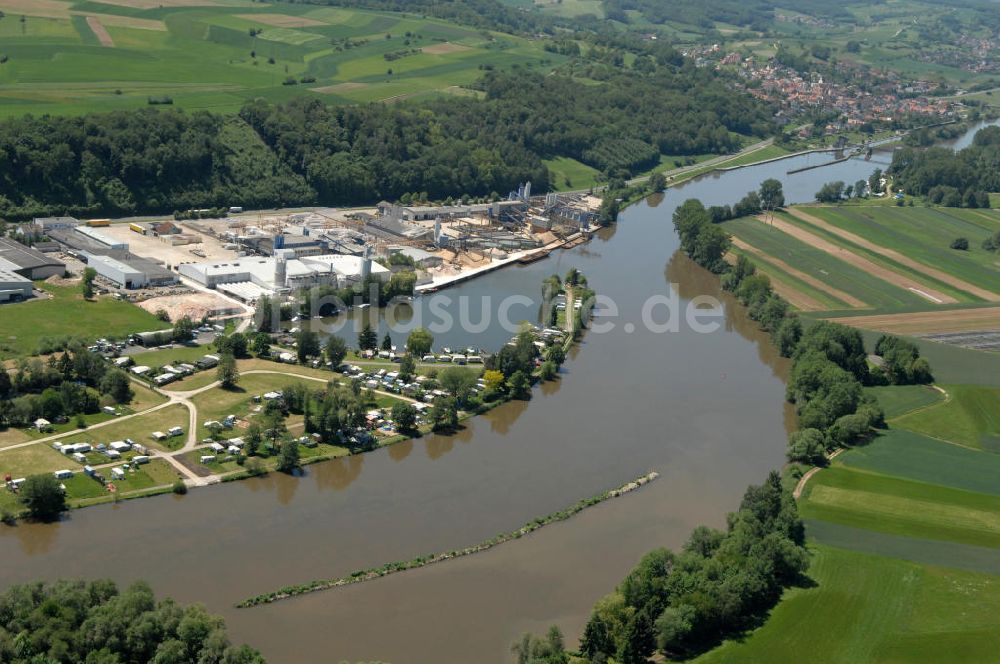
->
[0,120,994,664]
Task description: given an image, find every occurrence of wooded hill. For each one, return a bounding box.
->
[0,70,773,220]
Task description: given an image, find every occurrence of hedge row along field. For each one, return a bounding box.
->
[236,471,659,607]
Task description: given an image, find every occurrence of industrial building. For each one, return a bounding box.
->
[82,253,177,289]
[0,238,66,280]
[33,216,80,231]
[178,253,389,302]
[74,226,128,251]
[0,266,33,303]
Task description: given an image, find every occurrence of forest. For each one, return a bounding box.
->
[0,580,263,663]
[0,70,773,220]
[889,126,999,208]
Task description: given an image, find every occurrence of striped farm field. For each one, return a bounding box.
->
[723,216,928,310]
[791,206,1000,301]
[799,466,1000,549]
[863,384,944,419]
[762,210,971,305]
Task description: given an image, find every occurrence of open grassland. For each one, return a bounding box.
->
[0,443,75,478]
[723,216,926,310]
[696,544,1000,664]
[0,1,564,117]
[841,428,1000,497]
[801,466,1000,549]
[0,283,169,359]
[793,206,1000,301]
[892,384,1000,452]
[864,384,944,419]
[544,156,601,192]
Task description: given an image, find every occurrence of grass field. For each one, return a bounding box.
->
[52,403,191,451]
[0,0,566,117]
[0,283,170,359]
[892,384,1000,451]
[864,384,943,419]
[696,544,1000,664]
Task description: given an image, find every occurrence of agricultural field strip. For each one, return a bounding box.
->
[754,214,958,304]
[729,236,863,308]
[728,245,826,311]
[787,207,1000,302]
[826,306,1000,334]
[726,216,927,309]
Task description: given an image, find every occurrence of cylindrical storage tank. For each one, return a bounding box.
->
[274,257,287,287]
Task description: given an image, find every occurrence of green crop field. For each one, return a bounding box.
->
[723,216,928,309]
[841,428,1000,497]
[696,544,1000,664]
[0,283,170,359]
[802,206,1000,297]
[0,0,564,117]
[865,384,943,419]
[892,384,1000,452]
[800,465,1000,549]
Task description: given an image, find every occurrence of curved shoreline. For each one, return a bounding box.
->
[236,470,659,608]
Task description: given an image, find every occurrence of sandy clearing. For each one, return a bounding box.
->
[753,214,957,305]
[826,306,1000,334]
[422,42,473,55]
[311,82,368,94]
[236,13,327,28]
[138,292,240,321]
[731,237,867,309]
[0,0,71,19]
[725,250,824,311]
[86,16,114,47]
[788,206,1000,302]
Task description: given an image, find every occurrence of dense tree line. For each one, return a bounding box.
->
[0,351,133,429]
[0,113,313,220]
[603,0,855,30]
[0,579,264,663]
[577,472,807,661]
[889,126,998,208]
[0,63,771,219]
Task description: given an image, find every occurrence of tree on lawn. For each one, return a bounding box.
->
[381,332,393,352]
[399,353,417,383]
[358,323,378,351]
[406,327,434,357]
[429,395,459,432]
[81,267,96,299]
[20,474,66,521]
[100,370,133,404]
[391,402,418,434]
[759,178,784,210]
[507,370,531,400]
[217,353,239,389]
[326,334,348,368]
[277,439,300,473]
[296,329,320,364]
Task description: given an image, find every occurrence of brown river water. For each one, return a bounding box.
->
[2,123,993,663]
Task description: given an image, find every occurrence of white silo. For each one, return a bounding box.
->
[274,255,287,288]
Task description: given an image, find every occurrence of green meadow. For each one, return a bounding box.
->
[0,0,564,117]
[696,543,1000,664]
[0,282,170,359]
[892,384,1000,452]
[701,374,1000,662]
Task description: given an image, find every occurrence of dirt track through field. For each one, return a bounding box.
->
[753,214,958,305]
[725,249,823,311]
[826,306,1000,334]
[731,237,866,310]
[86,16,114,47]
[788,207,1000,302]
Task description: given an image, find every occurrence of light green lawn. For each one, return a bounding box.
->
[864,384,944,419]
[697,544,1000,664]
[893,384,1000,451]
[0,283,169,359]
